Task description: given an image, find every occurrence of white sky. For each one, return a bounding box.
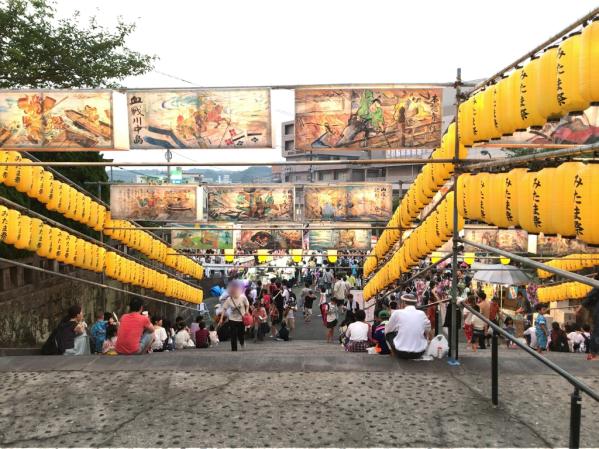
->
[54,0,598,168]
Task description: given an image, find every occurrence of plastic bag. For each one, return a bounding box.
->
[426,334,449,359]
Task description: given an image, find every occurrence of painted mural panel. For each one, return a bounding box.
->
[206,185,294,222]
[501,105,599,146]
[171,226,234,250]
[0,90,113,148]
[237,227,302,251]
[308,225,371,250]
[304,184,392,221]
[463,228,529,253]
[128,89,271,149]
[295,87,442,151]
[110,184,201,221]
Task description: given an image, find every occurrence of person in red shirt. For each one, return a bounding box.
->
[195,321,211,348]
[115,297,155,355]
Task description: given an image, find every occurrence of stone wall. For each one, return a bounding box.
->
[0,258,205,348]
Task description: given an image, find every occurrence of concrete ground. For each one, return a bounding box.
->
[1,296,599,447]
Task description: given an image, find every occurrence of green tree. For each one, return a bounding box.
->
[0,0,155,88]
[0,0,156,257]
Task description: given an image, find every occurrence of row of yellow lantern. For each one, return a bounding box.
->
[537,253,599,279]
[0,150,203,280]
[537,281,593,303]
[0,151,106,231]
[367,123,467,276]
[0,205,202,303]
[459,20,599,146]
[364,193,463,300]
[104,252,202,303]
[457,163,599,245]
[103,215,203,279]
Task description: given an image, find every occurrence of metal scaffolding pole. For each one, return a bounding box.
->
[0,158,480,168]
[459,238,599,289]
[464,141,599,172]
[449,68,462,365]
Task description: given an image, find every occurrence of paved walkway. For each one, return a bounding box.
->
[1,341,598,447]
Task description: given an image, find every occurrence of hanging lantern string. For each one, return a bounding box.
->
[22,151,183,251]
[0,196,200,290]
[0,257,199,312]
[470,7,599,94]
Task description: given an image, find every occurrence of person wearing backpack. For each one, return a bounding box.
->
[42,304,89,355]
[218,280,250,351]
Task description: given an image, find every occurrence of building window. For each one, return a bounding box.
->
[284,123,294,135]
[333,171,339,180]
[284,140,294,151]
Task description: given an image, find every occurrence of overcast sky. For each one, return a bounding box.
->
[55,0,598,169]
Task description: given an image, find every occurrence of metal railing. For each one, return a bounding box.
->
[461,302,599,448]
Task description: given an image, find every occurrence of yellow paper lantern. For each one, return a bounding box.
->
[531,168,558,235]
[499,256,511,265]
[458,97,474,147]
[465,173,483,221]
[580,18,599,105]
[327,249,338,264]
[478,172,492,224]
[463,252,475,265]
[508,67,527,132]
[28,218,43,252]
[519,56,547,129]
[2,209,21,245]
[495,74,517,135]
[554,162,584,237]
[64,233,77,266]
[476,86,499,141]
[36,224,53,259]
[14,158,33,193]
[257,249,269,264]
[517,172,535,232]
[27,166,45,200]
[14,215,32,250]
[3,152,22,187]
[0,151,12,183]
[224,248,235,263]
[486,172,505,227]
[536,45,562,121]
[37,171,54,204]
[46,180,62,211]
[556,32,589,115]
[575,163,599,245]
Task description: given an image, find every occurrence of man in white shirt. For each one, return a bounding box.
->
[385,294,431,359]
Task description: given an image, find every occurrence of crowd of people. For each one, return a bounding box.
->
[41,255,599,362]
[42,297,221,356]
[386,262,599,361]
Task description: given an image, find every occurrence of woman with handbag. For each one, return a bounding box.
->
[218,280,250,351]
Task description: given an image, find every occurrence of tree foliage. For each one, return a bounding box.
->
[0,0,156,258]
[0,0,155,88]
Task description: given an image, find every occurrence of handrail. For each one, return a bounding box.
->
[458,238,599,289]
[417,298,450,310]
[461,302,599,403]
